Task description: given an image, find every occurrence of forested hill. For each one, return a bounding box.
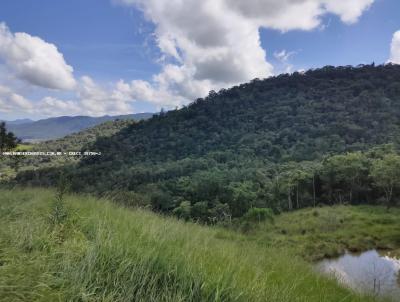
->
[16,64,400,219]
[0,119,141,181]
[87,64,400,164]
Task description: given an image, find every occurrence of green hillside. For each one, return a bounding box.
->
[33,119,136,155]
[0,119,135,180]
[0,188,387,302]
[85,64,400,164]
[15,64,400,221]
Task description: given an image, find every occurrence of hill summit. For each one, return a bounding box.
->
[86,64,400,163]
[18,64,400,219]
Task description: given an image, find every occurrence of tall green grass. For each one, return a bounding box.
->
[0,189,379,301]
[249,205,400,261]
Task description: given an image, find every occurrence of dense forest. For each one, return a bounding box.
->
[14,64,400,223]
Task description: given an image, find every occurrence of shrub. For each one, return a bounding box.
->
[243,208,274,224]
[173,200,192,221]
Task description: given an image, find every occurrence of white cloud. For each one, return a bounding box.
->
[78,76,134,116]
[389,30,400,64]
[0,85,81,117]
[274,50,294,62]
[115,78,186,108]
[274,49,297,73]
[0,77,137,118]
[36,79,136,117]
[0,22,76,90]
[114,0,374,108]
[37,96,81,117]
[323,0,374,24]
[0,23,137,117]
[0,85,33,113]
[0,0,376,117]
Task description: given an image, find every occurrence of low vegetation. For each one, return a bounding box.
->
[1,65,400,300]
[0,188,387,302]
[246,205,400,261]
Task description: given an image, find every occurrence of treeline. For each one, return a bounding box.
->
[17,145,400,224]
[0,122,20,152]
[138,145,400,223]
[12,64,400,223]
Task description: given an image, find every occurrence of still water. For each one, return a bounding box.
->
[317,250,400,300]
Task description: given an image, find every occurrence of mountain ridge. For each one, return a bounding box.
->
[6,113,153,142]
[2,118,34,125]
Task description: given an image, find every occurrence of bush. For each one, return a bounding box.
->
[107,190,151,208]
[243,208,274,224]
[173,200,192,221]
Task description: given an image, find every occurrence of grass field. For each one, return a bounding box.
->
[247,205,400,261]
[0,188,394,301]
[15,144,34,151]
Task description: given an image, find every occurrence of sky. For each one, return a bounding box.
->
[0,0,399,120]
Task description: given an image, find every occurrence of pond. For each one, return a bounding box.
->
[317,250,400,300]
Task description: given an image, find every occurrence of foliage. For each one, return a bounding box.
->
[0,188,379,301]
[243,207,274,224]
[172,200,192,220]
[0,119,135,179]
[12,64,400,222]
[248,205,400,261]
[0,122,20,153]
[370,154,400,208]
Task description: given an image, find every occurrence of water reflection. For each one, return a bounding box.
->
[317,250,400,300]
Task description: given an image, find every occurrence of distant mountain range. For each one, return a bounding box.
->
[5,118,34,125]
[3,113,153,142]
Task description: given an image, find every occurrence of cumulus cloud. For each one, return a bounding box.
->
[115,0,273,106]
[114,77,186,108]
[0,0,376,117]
[0,77,137,117]
[0,85,33,113]
[114,0,374,106]
[389,30,400,64]
[323,0,374,24]
[32,76,136,117]
[37,96,81,117]
[0,22,76,90]
[0,23,137,117]
[0,85,81,117]
[77,76,134,116]
[114,0,374,108]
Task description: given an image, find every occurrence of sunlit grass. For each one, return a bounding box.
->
[249,205,400,261]
[15,144,34,151]
[0,189,382,301]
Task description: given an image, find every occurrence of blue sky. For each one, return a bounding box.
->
[0,0,158,81]
[0,0,399,120]
[264,0,400,70]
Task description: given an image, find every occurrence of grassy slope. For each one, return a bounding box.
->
[0,189,384,302]
[248,206,400,261]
